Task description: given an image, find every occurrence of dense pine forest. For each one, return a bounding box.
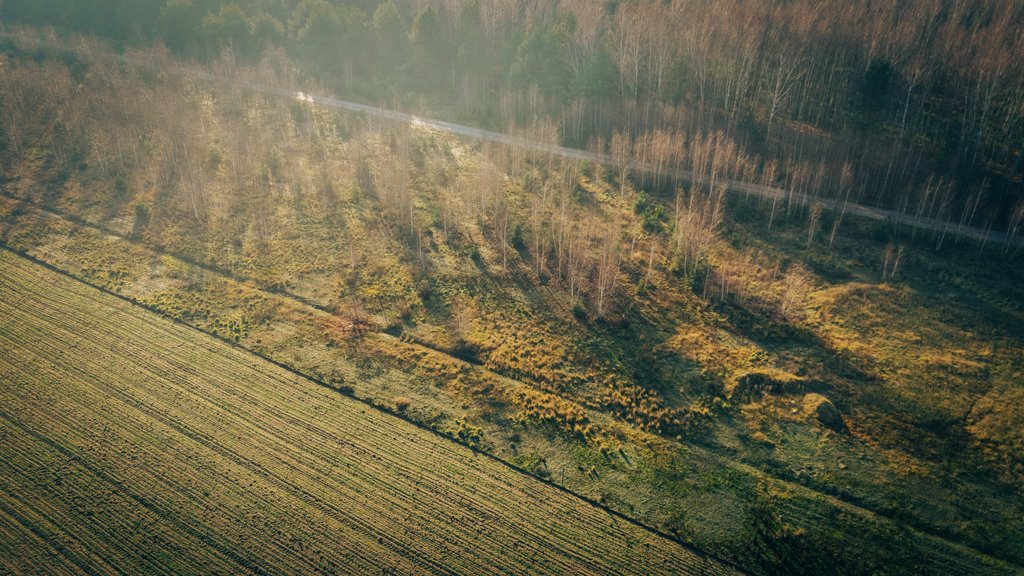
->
[3,0,1023,237]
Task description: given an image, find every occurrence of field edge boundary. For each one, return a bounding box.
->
[0,243,749,576]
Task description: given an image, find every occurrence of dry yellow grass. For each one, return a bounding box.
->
[0,250,738,576]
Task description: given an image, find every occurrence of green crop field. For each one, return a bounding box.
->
[0,250,738,575]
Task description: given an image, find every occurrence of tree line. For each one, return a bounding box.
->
[2,0,1023,240]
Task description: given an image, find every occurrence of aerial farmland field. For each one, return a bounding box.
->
[0,250,737,575]
[2,3,1023,571]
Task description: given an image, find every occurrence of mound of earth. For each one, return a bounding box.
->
[802,393,847,432]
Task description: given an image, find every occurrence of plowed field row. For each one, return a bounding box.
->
[0,250,737,575]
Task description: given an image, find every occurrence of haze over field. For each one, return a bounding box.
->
[0,2,1022,575]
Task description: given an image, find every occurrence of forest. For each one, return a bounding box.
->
[2,0,1023,238]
